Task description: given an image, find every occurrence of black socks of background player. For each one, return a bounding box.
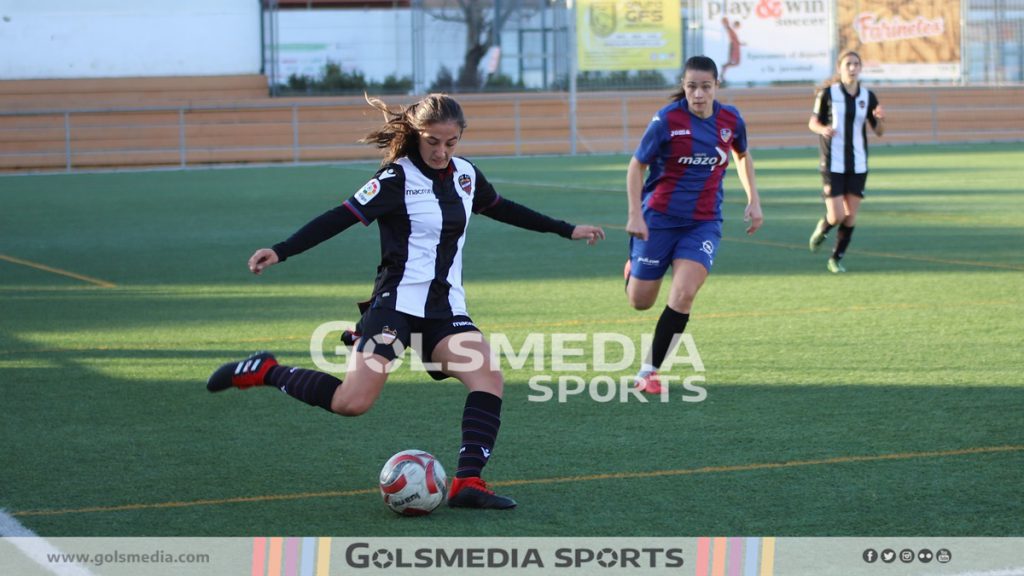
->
[817,218,836,237]
[833,224,855,261]
[456,391,502,479]
[264,365,341,412]
[650,306,690,369]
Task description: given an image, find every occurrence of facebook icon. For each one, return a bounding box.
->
[863,549,878,563]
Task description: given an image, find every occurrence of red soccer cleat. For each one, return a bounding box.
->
[207,351,278,392]
[447,477,517,509]
[634,371,663,394]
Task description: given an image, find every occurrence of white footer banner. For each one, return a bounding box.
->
[2,537,1023,575]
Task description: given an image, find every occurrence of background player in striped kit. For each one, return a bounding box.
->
[207,93,604,509]
[624,56,763,394]
[808,50,886,273]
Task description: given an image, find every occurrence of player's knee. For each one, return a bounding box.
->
[628,294,656,310]
[627,285,657,310]
[331,395,375,416]
[464,370,503,396]
[669,292,696,311]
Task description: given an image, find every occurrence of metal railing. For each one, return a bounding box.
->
[2,88,1022,173]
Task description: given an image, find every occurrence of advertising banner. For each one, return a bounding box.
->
[838,0,961,80]
[577,0,682,71]
[701,0,833,84]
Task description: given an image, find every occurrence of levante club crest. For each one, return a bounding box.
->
[589,2,616,38]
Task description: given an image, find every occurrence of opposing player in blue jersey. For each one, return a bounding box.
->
[624,56,763,394]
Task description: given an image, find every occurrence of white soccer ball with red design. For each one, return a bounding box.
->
[379,449,447,516]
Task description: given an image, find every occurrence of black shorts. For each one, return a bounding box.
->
[821,172,867,198]
[355,307,480,380]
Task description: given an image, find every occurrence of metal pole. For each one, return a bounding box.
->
[542,5,549,90]
[268,0,280,96]
[63,112,71,172]
[829,0,838,65]
[569,0,577,154]
[621,95,629,154]
[412,0,426,94]
[178,108,186,166]
[514,98,522,156]
[960,0,967,85]
[292,104,300,163]
[931,92,939,144]
[179,108,187,168]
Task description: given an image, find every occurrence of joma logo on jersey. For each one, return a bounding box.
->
[670,129,692,137]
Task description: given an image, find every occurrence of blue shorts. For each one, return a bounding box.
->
[629,220,722,280]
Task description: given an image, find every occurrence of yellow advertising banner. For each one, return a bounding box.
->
[838,0,961,80]
[576,0,682,71]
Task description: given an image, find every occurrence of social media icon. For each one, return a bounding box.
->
[881,549,896,563]
[937,549,952,564]
[900,549,915,563]
[863,549,878,563]
[918,549,934,563]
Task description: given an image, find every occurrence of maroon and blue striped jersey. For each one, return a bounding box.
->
[634,99,748,224]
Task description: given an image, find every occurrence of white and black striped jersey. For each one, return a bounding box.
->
[272,151,574,319]
[813,83,880,174]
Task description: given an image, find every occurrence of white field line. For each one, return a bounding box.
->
[0,509,97,576]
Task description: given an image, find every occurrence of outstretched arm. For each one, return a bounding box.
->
[479,197,604,244]
[248,205,361,275]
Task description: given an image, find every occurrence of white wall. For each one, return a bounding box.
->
[276,9,466,87]
[0,0,261,79]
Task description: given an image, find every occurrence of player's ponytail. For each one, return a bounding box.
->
[361,93,467,166]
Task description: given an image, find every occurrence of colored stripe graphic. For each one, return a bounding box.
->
[695,537,711,576]
[760,537,776,576]
[744,537,761,576]
[712,537,727,576]
[300,538,316,576]
[728,537,745,576]
[267,538,283,576]
[316,538,332,576]
[252,537,327,576]
[284,538,299,576]
[695,537,775,576]
[251,538,266,576]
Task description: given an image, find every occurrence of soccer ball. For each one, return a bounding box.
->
[379,449,447,516]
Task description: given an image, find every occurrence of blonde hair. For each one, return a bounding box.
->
[360,93,467,166]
